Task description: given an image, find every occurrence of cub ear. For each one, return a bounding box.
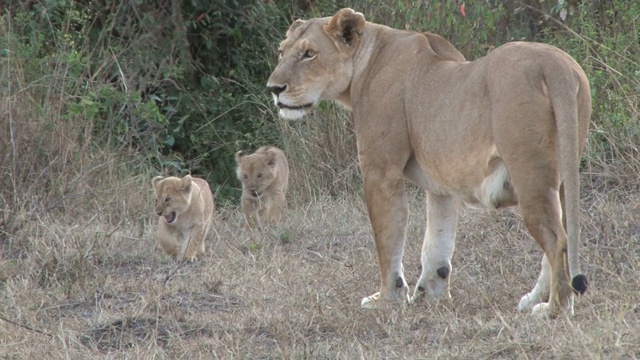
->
[235,151,245,164]
[181,175,193,192]
[264,148,278,167]
[324,8,365,49]
[152,176,164,191]
[287,19,306,37]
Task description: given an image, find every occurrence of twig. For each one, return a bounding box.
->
[163,259,189,288]
[0,315,54,339]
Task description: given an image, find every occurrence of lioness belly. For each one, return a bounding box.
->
[404,154,517,209]
[471,157,518,209]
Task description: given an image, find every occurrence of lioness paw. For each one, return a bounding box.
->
[528,297,575,318]
[360,292,381,309]
[360,290,410,309]
[518,293,541,312]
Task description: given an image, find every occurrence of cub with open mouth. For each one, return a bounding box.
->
[152,175,215,261]
[236,146,289,228]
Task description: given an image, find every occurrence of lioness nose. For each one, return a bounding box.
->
[267,84,286,95]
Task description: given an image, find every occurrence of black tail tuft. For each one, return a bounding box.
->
[571,274,588,295]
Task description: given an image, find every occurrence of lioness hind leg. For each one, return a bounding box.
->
[360,173,410,309]
[518,189,574,317]
[411,193,459,303]
[518,254,551,312]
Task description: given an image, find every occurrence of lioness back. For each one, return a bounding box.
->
[235,146,289,227]
[152,175,215,261]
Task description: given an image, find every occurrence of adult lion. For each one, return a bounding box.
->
[267,8,591,317]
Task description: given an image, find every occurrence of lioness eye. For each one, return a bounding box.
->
[257,173,263,179]
[302,49,316,59]
[164,197,171,203]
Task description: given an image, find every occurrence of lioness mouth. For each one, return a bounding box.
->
[164,212,176,224]
[277,102,313,111]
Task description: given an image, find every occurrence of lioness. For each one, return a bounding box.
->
[236,146,289,227]
[152,175,215,261]
[267,8,591,317]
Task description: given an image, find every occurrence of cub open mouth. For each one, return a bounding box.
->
[250,190,261,198]
[164,212,176,224]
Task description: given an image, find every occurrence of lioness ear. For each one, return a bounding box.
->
[324,8,365,49]
[152,176,164,191]
[181,175,193,192]
[423,32,466,62]
[287,19,306,37]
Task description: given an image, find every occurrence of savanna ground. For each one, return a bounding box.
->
[1,152,639,358]
[2,1,640,359]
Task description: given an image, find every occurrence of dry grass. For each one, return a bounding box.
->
[1,164,639,358]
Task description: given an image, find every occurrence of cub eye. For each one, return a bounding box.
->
[257,173,263,179]
[164,196,171,203]
[243,174,248,180]
[302,49,316,59]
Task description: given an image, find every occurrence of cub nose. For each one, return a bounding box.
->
[267,84,286,96]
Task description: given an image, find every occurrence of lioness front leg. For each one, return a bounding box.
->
[411,193,459,303]
[360,171,410,309]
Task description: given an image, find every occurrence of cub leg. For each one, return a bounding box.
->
[518,254,551,312]
[242,196,260,228]
[411,193,459,303]
[266,190,286,224]
[360,170,410,308]
[157,222,178,258]
[179,223,207,262]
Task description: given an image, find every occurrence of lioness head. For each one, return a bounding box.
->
[236,149,279,197]
[152,175,194,225]
[266,8,365,119]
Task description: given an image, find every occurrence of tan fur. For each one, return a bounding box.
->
[236,146,289,227]
[152,175,215,261]
[267,8,591,316]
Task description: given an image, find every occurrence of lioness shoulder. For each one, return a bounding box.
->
[235,146,289,227]
[152,175,215,261]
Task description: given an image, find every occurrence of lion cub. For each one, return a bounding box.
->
[236,146,289,227]
[152,175,215,261]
